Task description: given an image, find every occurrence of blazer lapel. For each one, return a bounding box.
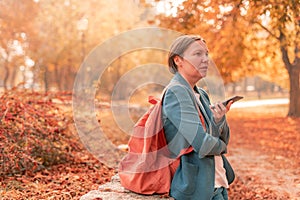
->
[171,73,212,131]
[193,87,211,129]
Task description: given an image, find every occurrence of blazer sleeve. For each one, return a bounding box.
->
[163,84,227,158]
[211,118,230,145]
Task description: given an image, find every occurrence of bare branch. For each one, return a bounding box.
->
[253,20,280,40]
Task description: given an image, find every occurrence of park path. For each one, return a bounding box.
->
[227,147,300,199]
[231,98,288,108]
[227,104,300,200]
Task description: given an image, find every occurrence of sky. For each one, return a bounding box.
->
[155,0,185,16]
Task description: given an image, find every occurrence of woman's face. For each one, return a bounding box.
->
[176,40,209,82]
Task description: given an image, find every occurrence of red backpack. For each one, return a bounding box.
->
[118,95,193,195]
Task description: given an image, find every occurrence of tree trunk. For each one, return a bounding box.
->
[44,65,49,92]
[65,64,74,91]
[3,60,9,91]
[10,65,18,88]
[54,62,62,91]
[280,30,300,117]
[288,69,300,117]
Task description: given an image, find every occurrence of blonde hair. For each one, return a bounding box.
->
[168,35,206,74]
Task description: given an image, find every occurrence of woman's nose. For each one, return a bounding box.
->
[202,56,209,63]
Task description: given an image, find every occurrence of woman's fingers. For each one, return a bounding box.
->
[209,101,231,123]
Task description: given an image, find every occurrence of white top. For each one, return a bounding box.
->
[214,155,229,188]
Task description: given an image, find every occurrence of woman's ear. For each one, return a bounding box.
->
[173,55,183,67]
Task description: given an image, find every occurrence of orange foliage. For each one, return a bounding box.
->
[0,89,115,199]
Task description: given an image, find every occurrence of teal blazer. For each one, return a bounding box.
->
[162,73,235,200]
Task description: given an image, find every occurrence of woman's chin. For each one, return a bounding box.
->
[198,71,207,78]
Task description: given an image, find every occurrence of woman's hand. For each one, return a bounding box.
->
[209,100,233,123]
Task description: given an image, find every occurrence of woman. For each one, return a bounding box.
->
[162,35,235,200]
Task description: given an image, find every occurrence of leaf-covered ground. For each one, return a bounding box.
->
[227,105,300,199]
[1,93,299,199]
[0,89,116,199]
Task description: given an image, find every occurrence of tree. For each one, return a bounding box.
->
[249,0,300,117]
[1,0,150,92]
[29,0,147,92]
[0,0,38,90]
[155,0,300,117]
[29,0,85,91]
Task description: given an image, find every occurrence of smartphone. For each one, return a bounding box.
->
[211,96,244,109]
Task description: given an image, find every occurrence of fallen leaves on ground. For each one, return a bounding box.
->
[0,89,116,199]
[1,90,299,199]
[0,154,115,199]
[227,106,300,199]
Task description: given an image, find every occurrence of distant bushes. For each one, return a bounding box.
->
[0,88,81,177]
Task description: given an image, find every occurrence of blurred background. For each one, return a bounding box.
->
[1,0,299,117]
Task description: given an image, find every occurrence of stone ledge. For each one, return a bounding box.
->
[80,174,173,200]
